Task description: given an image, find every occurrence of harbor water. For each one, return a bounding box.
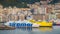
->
[0,26,60,34]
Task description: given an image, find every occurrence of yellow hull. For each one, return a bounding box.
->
[36,21,52,27]
[28,19,53,27]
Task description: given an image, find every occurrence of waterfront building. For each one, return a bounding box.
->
[0,1,60,22]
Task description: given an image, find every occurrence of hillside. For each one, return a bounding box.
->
[0,0,60,8]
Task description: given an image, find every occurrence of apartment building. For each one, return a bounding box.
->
[54,3,60,19]
[0,1,59,22]
[27,0,55,20]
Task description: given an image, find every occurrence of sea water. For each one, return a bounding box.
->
[0,26,60,34]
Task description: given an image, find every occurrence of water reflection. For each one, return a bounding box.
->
[39,27,53,32]
[0,26,60,34]
[16,27,53,32]
[17,27,32,31]
[27,27,32,31]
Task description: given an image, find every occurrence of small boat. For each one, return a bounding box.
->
[0,25,15,30]
[28,19,53,27]
[27,19,40,27]
[54,19,60,26]
[32,23,40,28]
[56,23,60,26]
[36,21,52,27]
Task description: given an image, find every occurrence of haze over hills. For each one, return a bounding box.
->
[0,0,60,8]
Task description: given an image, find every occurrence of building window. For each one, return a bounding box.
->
[0,16,2,22]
